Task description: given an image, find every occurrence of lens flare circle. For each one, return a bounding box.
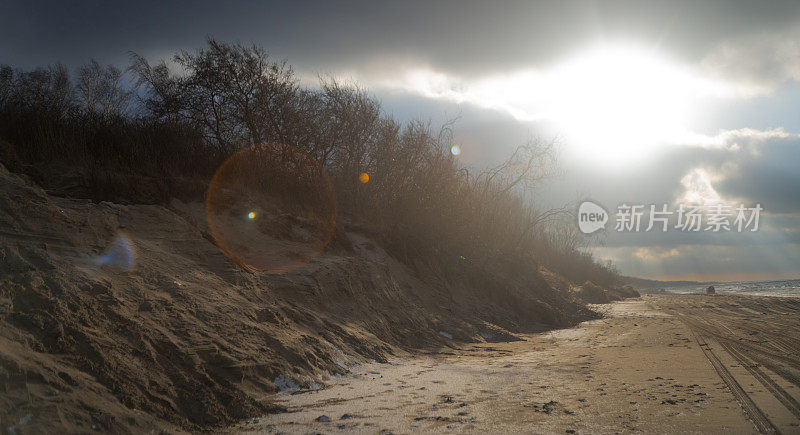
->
[359,172,370,184]
[450,145,461,156]
[206,143,337,274]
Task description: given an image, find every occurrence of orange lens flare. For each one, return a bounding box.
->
[359,172,370,183]
[206,143,337,274]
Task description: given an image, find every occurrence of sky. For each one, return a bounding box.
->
[2,0,799,281]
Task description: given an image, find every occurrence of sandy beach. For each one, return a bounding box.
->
[234,294,800,434]
[3,11,800,432]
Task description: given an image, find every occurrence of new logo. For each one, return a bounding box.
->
[578,201,609,234]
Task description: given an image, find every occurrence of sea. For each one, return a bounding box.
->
[659,279,800,298]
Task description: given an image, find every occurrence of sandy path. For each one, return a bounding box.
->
[230,295,800,433]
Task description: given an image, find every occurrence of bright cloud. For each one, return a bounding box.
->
[677,168,724,206]
[376,43,764,163]
[676,127,800,151]
[634,247,681,261]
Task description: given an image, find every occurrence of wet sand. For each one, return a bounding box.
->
[234,294,800,433]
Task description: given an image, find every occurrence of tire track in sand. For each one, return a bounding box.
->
[686,325,778,433]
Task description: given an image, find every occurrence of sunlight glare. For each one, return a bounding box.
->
[549,46,699,162]
[402,44,736,164]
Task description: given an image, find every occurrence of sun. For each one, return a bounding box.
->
[545,45,705,163]
[403,43,728,165]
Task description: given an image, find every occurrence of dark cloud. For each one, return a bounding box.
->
[3,0,800,76]
[718,137,800,214]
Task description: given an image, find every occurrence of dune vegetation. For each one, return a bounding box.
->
[0,38,618,287]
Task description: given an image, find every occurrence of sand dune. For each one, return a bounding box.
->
[0,163,592,432]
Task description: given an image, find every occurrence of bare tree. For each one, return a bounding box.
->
[76,59,132,117]
[4,63,74,114]
[316,78,381,176]
[129,54,184,122]
[173,37,297,149]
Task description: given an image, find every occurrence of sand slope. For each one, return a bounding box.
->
[0,164,593,432]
